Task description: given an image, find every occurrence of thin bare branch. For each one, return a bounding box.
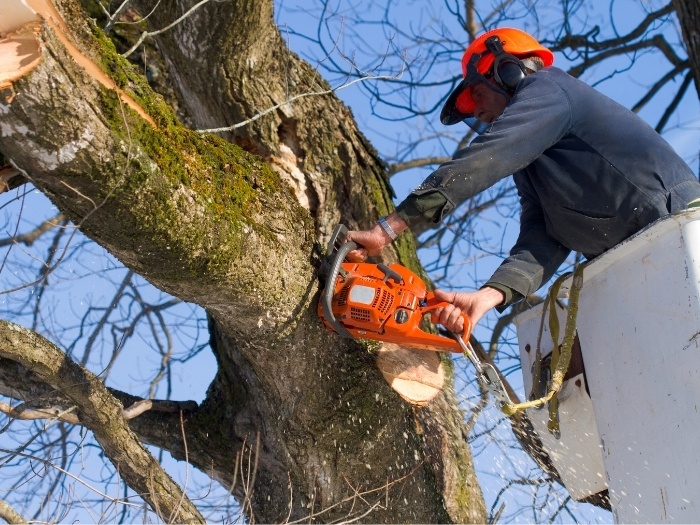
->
[122,0,209,58]
[0,213,66,248]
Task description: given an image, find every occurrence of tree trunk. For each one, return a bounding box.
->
[673,0,700,97]
[0,0,486,522]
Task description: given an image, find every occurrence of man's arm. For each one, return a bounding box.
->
[486,176,571,302]
[431,185,570,332]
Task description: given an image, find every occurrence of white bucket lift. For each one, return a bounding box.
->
[514,209,700,523]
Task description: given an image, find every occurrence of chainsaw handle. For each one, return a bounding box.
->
[422,292,473,343]
[321,227,357,338]
[377,263,403,284]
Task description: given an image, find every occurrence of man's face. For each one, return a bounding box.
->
[470,79,508,124]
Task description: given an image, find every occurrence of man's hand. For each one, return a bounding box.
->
[345,212,408,262]
[431,287,506,332]
[345,225,390,261]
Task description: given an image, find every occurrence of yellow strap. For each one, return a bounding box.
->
[687,197,700,209]
[547,277,564,435]
[499,263,585,417]
[529,296,548,400]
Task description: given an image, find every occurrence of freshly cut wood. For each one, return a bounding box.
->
[0,0,39,35]
[0,24,42,90]
[1,0,154,125]
[376,343,445,406]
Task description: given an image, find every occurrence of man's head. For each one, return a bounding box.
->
[440,28,554,130]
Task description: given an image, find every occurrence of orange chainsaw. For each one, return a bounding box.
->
[317,224,515,408]
[317,225,471,351]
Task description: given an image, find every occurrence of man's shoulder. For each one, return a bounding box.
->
[527,66,574,86]
[513,66,574,108]
[521,66,598,105]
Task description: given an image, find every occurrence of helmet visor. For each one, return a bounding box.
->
[440,52,494,129]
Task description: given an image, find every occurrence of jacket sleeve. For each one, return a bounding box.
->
[486,174,571,302]
[396,69,572,228]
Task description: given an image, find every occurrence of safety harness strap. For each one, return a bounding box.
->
[500,262,585,420]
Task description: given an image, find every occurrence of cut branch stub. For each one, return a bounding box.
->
[0,0,41,95]
[1,0,154,125]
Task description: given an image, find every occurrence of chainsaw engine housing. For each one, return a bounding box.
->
[318,260,470,352]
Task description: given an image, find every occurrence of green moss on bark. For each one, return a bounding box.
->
[81,30,311,288]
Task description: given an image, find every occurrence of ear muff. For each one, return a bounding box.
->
[494,59,526,90]
[484,35,527,91]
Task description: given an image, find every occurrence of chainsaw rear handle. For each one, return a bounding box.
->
[422,292,473,344]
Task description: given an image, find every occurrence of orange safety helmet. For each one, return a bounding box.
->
[440,28,554,127]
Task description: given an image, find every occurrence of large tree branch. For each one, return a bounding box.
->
[0,320,205,523]
[1,8,313,331]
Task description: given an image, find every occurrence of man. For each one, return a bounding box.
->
[346,27,700,333]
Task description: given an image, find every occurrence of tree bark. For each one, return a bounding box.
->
[0,0,486,522]
[673,0,700,97]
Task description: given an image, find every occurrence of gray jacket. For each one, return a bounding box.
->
[396,67,700,303]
